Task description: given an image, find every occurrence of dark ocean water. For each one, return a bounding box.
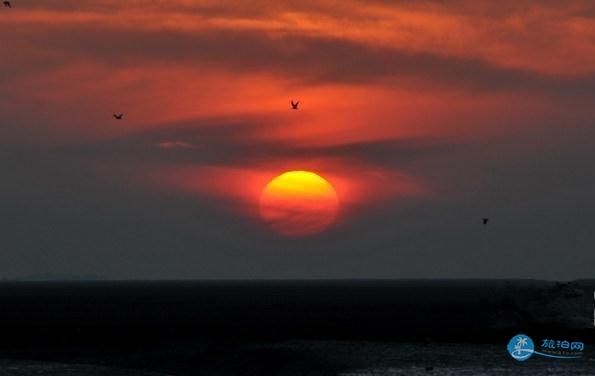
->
[0,280,592,375]
[1,342,594,375]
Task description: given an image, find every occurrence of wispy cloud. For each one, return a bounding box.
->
[156,140,194,149]
[1,0,595,278]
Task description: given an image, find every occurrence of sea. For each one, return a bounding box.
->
[0,342,593,375]
[0,280,592,375]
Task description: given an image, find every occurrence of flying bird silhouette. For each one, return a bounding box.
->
[482,218,489,225]
[3,1,11,8]
[113,113,124,120]
[291,100,299,110]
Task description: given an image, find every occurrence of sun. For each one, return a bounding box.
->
[260,171,339,237]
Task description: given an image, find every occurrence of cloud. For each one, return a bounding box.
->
[156,140,194,149]
[2,1,595,94]
[1,1,595,279]
[59,116,443,166]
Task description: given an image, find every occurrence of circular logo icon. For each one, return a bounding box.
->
[507,334,534,361]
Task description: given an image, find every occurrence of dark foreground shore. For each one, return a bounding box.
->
[0,280,593,375]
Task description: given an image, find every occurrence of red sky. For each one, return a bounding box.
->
[1,1,594,279]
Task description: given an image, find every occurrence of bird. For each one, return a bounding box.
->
[291,100,299,110]
[3,1,11,8]
[113,113,124,120]
[482,218,489,225]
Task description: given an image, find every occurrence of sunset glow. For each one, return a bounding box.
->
[1,0,594,279]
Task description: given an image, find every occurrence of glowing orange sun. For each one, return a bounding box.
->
[260,171,339,237]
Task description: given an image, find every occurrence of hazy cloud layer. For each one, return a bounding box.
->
[0,1,594,279]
